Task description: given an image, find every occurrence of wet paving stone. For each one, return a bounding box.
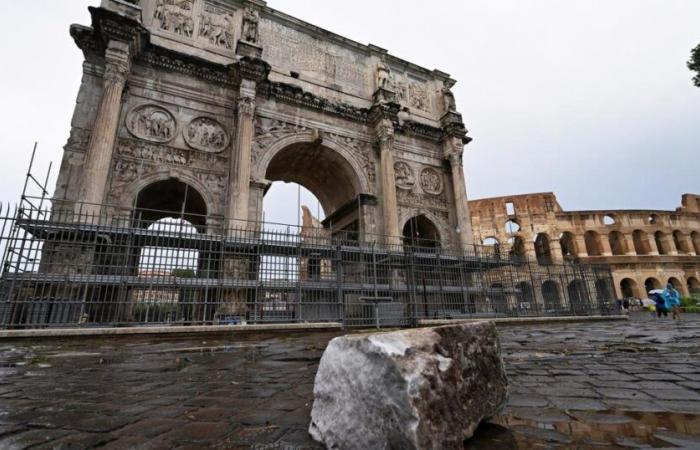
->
[0,314,698,448]
[548,396,609,411]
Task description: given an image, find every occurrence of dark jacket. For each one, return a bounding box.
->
[651,293,666,309]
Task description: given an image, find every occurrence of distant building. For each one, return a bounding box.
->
[469,193,700,298]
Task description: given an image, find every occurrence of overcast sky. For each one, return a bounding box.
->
[0,0,698,224]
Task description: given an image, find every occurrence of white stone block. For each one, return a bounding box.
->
[309,322,508,449]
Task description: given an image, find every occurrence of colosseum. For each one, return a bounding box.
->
[469,192,700,299]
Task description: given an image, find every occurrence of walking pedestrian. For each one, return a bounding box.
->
[664,283,682,321]
[651,292,667,318]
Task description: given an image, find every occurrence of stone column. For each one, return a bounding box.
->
[249,179,271,228]
[575,235,588,258]
[445,144,474,251]
[226,57,269,234]
[549,239,564,263]
[376,119,401,246]
[227,80,257,234]
[601,237,613,256]
[678,233,694,255]
[524,239,537,263]
[662,234,678,256]
[440,106,474,253]
[647,233,660,255]
[624,233,637,256]
[78,40,131,218]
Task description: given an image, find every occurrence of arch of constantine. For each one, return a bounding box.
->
[56,0,474,250]
[470,192,700,299]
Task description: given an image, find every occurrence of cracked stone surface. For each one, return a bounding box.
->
[309,322,508,449]
[0,313,697,449]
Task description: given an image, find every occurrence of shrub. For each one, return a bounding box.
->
[681,296,699,308]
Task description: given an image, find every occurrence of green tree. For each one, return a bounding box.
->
[689,43,700,87]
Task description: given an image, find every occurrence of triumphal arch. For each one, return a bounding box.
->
[0,0,615,328]
[57,0,474,250]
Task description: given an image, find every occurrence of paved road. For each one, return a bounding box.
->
[0,314,698,449]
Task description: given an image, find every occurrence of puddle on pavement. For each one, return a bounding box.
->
[468,409,700,449]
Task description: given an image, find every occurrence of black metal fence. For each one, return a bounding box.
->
[0,197,616,330]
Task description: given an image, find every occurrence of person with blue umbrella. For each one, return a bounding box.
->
[663,283,682,321]
[649,289,667,318]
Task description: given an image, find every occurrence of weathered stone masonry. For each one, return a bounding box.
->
[56,0,475,251]
[470,192,700,299]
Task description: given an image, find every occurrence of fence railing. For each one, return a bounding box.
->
[0,199,616,329]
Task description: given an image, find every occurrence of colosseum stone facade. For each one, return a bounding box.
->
[469,193,700,299]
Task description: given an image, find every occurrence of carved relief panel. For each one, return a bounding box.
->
[394,162,415,190]
[395,160,449,218]
[408,81,430,113]
[118,138,189,167]
[117,88,233,208]
[199,3,235,50]
[126,104,177,143]
[153,0,195,37]
[184,117,230,153]
[377,63,434,115]
[147,0,239,55]
[420,167,444,196]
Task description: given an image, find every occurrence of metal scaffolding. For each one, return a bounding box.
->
[0,149,616,330]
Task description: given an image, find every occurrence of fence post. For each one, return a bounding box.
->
[336,243,344,326]
[406,246,418,328]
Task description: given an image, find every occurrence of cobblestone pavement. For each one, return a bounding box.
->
[0,314,698,449]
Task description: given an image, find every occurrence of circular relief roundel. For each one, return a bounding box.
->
[184,117,230,153]
[420,167,444,195]
[126,104,177,143]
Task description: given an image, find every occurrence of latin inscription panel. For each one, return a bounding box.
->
[259,19,372,97]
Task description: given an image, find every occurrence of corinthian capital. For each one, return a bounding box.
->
[238,96,256,118]
[103,41,131,85]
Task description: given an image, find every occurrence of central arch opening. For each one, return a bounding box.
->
[264,142,362,229]
[258,142,365,322]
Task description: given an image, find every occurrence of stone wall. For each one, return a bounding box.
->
[470,192,700,298]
